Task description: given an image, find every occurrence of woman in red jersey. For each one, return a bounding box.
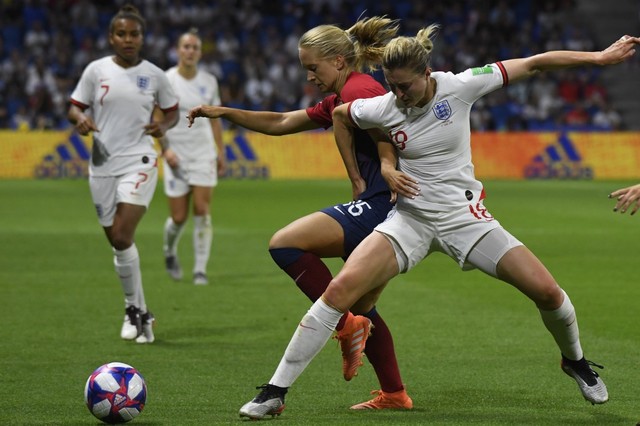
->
[188,17,414,415]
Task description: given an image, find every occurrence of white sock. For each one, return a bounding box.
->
[114,244,146,312]
[270,299,343,388]
[539,289,583,361]
[163,217,185,257]
[193,215,212,273]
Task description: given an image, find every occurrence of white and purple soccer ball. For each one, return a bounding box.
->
[84,362,147,424]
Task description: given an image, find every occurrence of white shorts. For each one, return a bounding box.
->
[89,165,158,227]
[162,158,218,197]
[375,201,520,273]
[465,227,523,277]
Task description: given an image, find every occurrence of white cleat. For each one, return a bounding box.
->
[135,311,155,344]
[193,272,209,286]
[561,356,608,404]
[120,306,141,340]
[165,255,183,281]
[239,384,286,420]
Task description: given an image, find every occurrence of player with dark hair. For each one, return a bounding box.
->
[68,4,179,343]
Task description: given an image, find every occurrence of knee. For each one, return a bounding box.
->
[192,203,209,217]
[171,212,188,225]
[324,274,358,312]
[536,284,564,310]
[269,228,290,250]
[110,233,133,251]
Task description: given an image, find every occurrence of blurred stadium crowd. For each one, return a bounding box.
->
[0,0,628,131]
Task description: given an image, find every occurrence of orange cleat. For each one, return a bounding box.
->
[350,389,413,410]
[334,313,372,381]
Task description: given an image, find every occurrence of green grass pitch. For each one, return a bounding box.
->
[0,178,638,425]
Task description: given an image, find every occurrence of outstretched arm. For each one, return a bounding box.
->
[502,35,640,83]
[187,106,319,135]
[610,183,640,216]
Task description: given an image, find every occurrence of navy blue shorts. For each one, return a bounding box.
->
[321,192,393,257]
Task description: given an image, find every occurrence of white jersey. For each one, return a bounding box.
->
[349,63,507,214]
[163,67,221,163]
[70,56,179,177]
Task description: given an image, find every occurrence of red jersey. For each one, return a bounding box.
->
[306,72,389,199]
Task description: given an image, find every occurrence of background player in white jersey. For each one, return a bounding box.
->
[159,29,225,286]
[68,4,179,344]
[240,26,640,415]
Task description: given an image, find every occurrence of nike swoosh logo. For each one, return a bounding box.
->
[294,270,306,283]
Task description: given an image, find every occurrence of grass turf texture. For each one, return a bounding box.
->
[0,178,638,425]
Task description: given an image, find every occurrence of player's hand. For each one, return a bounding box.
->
[75,115,99,135]
[599,35,640,65]
[217,156,226,177]
[382,169,420,203]
[144,121,166,138]
[610,183,640,215]
[351,176,367,201]
[163,148,179,169]
[187,105,221,127]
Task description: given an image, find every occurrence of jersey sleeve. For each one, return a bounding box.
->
[347,95,388,130]
[454,62,508,103]
[305,94,336,129]
[156,71,179,112]
[69,62,96,109]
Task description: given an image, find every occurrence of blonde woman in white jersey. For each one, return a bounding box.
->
[240,29,640,415]
[160,30,225,286]
[68,4,179,344]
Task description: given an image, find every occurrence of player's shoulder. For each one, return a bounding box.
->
[357,90,394,106]
[352,91,396,118]
[341,72,386,102]
[437,64,502,85]
[432,68,484,95]
[139,59,167,75]
[84,56,113,71]
[196,68,219,85]
[165,66,179,77]
[78,56,115,81]
[432,70,462,86]
[344,72,385,90]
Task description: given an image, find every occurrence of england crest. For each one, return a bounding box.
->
[137,75,150,89]
[433,100,451,120]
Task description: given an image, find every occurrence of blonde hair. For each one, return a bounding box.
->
[383,24,440,74]
[298,16,400,72]
[178,27,201,47]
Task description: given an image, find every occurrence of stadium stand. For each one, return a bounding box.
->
[0,0,634,131]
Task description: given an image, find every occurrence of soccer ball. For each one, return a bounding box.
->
[84,362,147,424]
